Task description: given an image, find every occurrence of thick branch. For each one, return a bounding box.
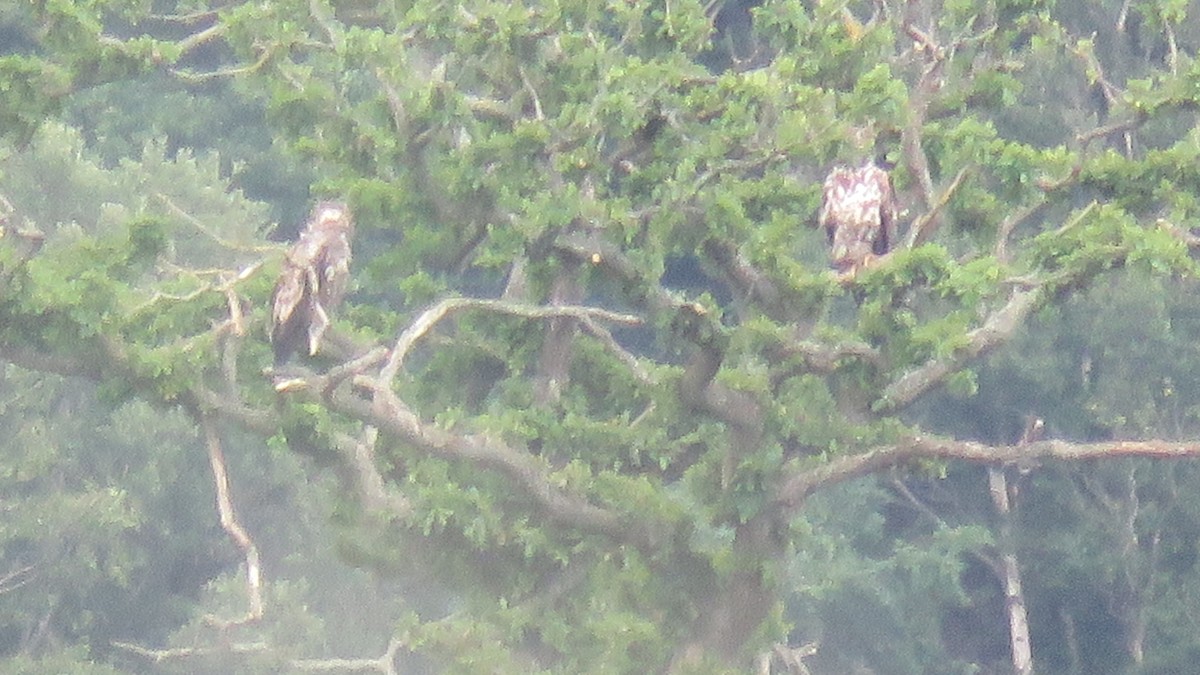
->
[329,383,654,545]
[700,238,789,321]
[876,288,1039,411]
[778,434,1200,509]
[380,297,641,387]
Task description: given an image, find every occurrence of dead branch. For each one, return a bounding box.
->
[757,641,818,675]
[291,634,404,674]
[201,415,264,629]
[115,636,403,674]
[0,564,34,595]
[700,237,790,321]
[171,48,273,83]
[1075,115,1146,147]
[994,199,1050,263]
[577,315,655,386]
[772,339,884,375]
[113,641,270,662]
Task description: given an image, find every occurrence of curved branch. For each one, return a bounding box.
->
[329,383,655,546]
[201,416,264,629]
[876,288,1039,412]
[700,237,789,321]
[379,297,641,388]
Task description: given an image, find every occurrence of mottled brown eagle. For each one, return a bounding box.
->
[270,201,354,365]
[817,161,898,275]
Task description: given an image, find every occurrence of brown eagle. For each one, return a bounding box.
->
[817,160,898,275]
[270,201,354,366]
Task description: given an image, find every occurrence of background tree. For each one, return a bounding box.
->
[3,0,1200,673]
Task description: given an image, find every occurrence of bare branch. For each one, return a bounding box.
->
[380,297,641,387]
[0,564,34,595]
[1075,114,1146,147]
[778,434,1200,509]
[700,237,789,321]
[155,193,279,254]
[171,48,273,83]
[332,427,413,518]
[772,339,883,375]
[113,641,271,662]
[292,634,402,674]
[995,199,1050,263]
[201,416,264,629]
[577,315,655,386]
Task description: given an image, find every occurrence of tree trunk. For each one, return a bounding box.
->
[988,466,1033,675]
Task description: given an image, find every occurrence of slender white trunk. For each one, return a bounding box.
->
[988,466,1033,675]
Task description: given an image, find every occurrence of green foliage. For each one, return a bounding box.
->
[4,0,1200,672]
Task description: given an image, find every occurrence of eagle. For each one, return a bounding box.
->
[270,201,355,366]
[817,160,898,276]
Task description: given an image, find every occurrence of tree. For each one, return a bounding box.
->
[3,0,1200,672]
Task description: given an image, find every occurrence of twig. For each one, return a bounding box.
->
[171,48,273,83]
[154,193,278,254]
[904,166,970,249]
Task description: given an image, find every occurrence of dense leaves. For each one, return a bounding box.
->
[3,0,1200,673]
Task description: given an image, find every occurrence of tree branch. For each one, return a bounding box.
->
[778,434,1200,509]
[379,297,641,388]
[201,416,264,629]
[327,382,655,545]
[876,288,1039,411]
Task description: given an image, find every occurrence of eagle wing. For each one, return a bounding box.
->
[870,163,898,256]
[305,230,352,356]
[270,202,354,364]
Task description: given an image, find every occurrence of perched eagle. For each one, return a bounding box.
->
[270,201,354,366]
[817,160,898,275]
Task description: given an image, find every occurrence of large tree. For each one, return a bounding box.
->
[3,0,1200,672]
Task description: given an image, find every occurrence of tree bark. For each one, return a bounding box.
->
[988,466,1033,675]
